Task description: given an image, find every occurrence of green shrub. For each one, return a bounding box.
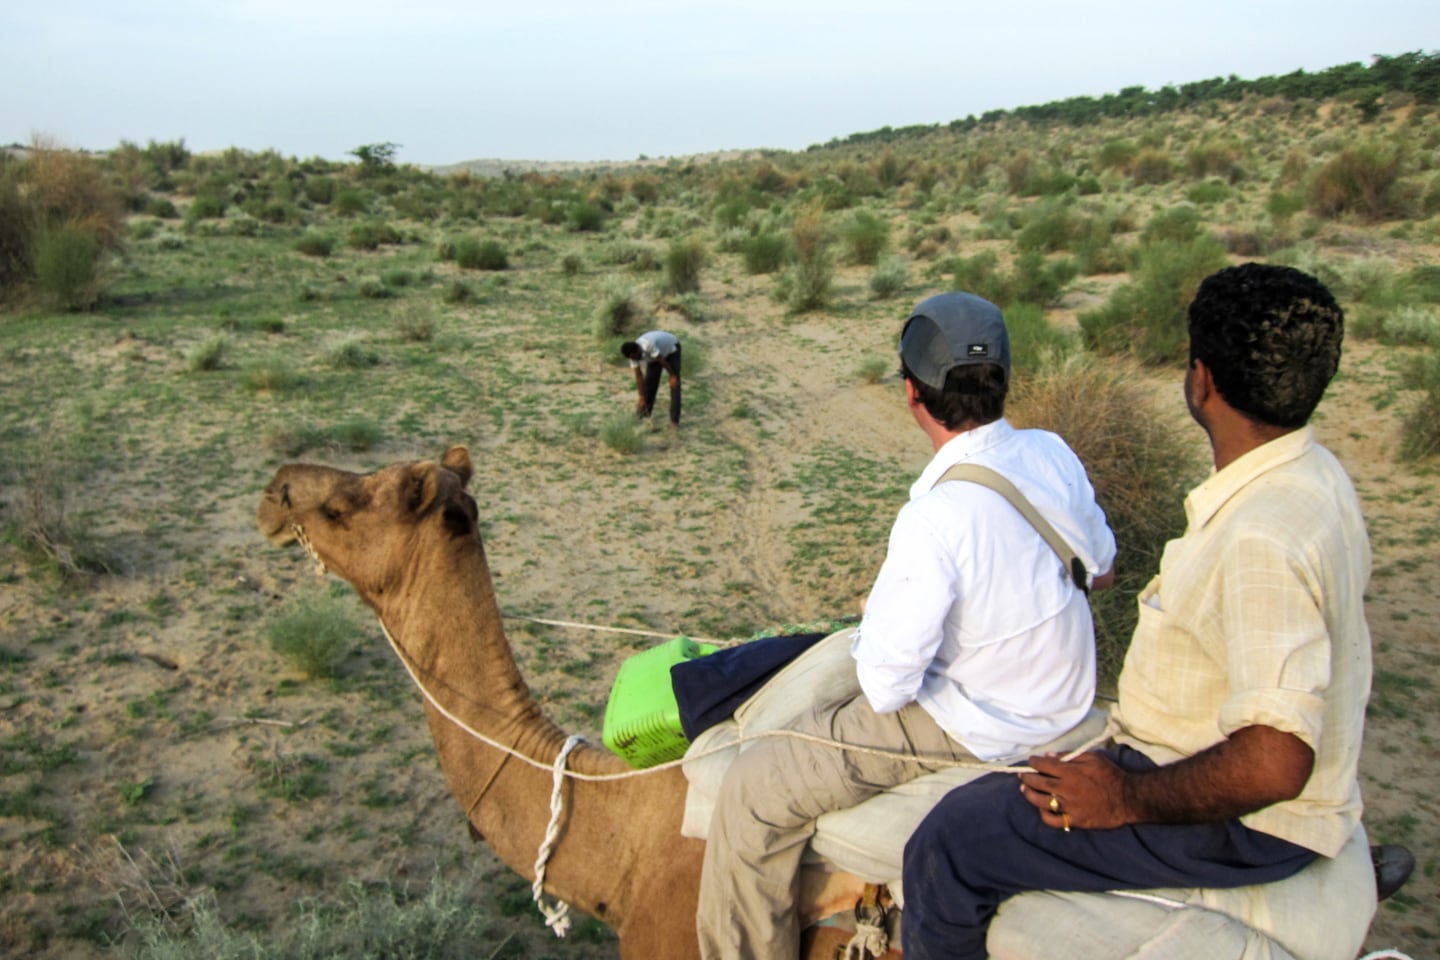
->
[0,170,32,292]
[742,232,787,274]
[600,412,644,454]
[1004,302,1077,371]
[1398,351,1440,461]
[1015,199,1076,254]
[357,277,390,299]
[1140,204,1204,245]
[395,302,439,340]
[561,252,584,276]
[303,175,337,205]
[347,221,400,250]
[455,237,508,271]
[187,335,230,372]
[146,196,179,219]
[266,591,360,679]
[329,417,383,452]
[32,222,103,311]
[325,337,380,369]
[1009,250,1077,308]
[868,255,909,300]
[1129,148,1175,185]
[242,356,301,393]
[333,187,369,216]
[856,356,890,384]
[1266,189,1306,223]
[942,251,1006,305]
[592,278,640,338]
[842,210,890,265]
[1308,141,1404,220]
[1186,180,1230,205]
[441,280,473,306]
[567,202,606,232]
[1079,233,1229,363]
[671,291,709,322]
[664,235,706,294]
[382,268,413,287]
[776,207,834,313]
[293,232,333,258]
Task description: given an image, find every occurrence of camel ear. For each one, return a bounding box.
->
[442,445,473,488]
[405,463,442,516]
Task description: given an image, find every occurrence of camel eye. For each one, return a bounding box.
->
[321,503,342,522]
[280,484,292,508]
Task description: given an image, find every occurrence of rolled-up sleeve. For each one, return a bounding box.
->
[1215,533,1330,750]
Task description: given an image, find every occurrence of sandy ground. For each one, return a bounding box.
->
[1,258,1437,958]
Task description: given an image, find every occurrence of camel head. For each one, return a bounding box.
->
[256,445,480,598]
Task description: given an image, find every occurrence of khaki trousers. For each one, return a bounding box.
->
[696,695,971,960]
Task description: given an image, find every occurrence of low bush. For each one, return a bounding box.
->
[455,237,508,271]
[592,278,640,338]
[664,235,706,294]
[266,591,360,679]
[395,302,439,339]
[325,337,380,369]
[1308,141,1404,221]
[32,221,104,311]
[1079,233,1229,363]
[186,335,230,372]
[842,210,890,265]
[1398,351,1440,461]
[294,232,335,257]
[600,412,644,454]
[868,255,909,300]
[742,232,787,275]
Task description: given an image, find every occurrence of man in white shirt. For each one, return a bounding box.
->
[620,330,681,427]
[695,292,1117,959]
[901,264,1372,960]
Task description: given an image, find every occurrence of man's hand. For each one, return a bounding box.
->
[1019,751,1133,831]
[1018,725,1314,831]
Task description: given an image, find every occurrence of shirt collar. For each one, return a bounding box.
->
[911,419,1014,500]
[1184,426,1315,530]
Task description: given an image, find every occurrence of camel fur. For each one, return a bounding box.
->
[257,445,888,960]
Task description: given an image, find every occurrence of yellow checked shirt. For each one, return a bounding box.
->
[1111,427,1371,857]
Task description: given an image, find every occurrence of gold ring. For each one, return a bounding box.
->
[1062,814,1071,832]
[1048,795,1061,813]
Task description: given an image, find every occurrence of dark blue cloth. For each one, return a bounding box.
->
[901,745,1319,960]
[671,632,826,741]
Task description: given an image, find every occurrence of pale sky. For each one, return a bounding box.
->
[3,1,1436,166]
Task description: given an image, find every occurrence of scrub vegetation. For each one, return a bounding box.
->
[2,51,1439,959]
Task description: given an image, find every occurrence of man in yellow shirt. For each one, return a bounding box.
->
[902,263,1372,959]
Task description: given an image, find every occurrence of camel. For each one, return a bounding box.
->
[258,445,1410,960]
[256,444,881,959]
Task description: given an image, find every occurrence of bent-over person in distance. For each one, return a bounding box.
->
[621,330,681,428]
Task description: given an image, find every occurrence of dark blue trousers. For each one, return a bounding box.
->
[901,747,1318,960]
[640,344,681,425]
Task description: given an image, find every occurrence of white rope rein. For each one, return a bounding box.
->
[533,734,585,937]
[374,619,1097,783]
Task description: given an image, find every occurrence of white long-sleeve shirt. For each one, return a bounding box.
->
[851,419,1117,761]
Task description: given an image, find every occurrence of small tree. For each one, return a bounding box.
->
[349,142,400,179]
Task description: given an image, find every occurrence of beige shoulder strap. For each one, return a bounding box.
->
[934,463,1089,593]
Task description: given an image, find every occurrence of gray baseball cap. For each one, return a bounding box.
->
[899,292,1010,389]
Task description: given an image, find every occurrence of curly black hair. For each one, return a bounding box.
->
[1187,262,1344,429]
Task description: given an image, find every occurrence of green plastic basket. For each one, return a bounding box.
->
[603,636,717,768]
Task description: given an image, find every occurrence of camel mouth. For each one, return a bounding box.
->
[256,484,299,546]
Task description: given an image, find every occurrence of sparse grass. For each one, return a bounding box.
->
[186,335,230,372]
[266,591,363,680]
[599,412,644,454]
